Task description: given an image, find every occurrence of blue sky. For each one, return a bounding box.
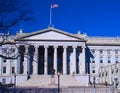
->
[12,0,120,36]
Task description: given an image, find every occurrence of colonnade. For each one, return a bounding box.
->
[17,45,86,75]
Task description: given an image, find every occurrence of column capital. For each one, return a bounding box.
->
[72,46,77,49]
[54,45,58,48]
[44,45,49,48]
[81,46,86,49]
[25,45,29,48]
[63,45,67,49]
[34,45,39,48]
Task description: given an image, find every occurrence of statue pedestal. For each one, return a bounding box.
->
[51,77,55,85]
[49,76,57,86]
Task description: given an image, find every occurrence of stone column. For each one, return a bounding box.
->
[33,45,39,75]
[63,46,67,75]
[0,48,2,75]
[53,45,58,74]
[80,46,86,74]
[16,46,20,74]
[78,47,81,74]
[23,45,29,74]
[70,46,77,74]
[44,45,48,75]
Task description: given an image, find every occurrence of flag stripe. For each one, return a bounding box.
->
[51,4,58,8]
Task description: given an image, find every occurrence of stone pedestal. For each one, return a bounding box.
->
[48,76,57,87]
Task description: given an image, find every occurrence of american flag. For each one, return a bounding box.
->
[51,4,58,8]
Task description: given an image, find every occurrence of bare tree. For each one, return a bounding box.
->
[0,0,33,60]
[0,0,33,33]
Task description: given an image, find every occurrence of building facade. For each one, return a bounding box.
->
[0,27,120,87]
[99,62,120,89]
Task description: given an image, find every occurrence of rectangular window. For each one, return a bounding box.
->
[3,67,6,73]
[91,49,95,54]
[92,70,95,73]
[107,50,111,54]
[2,48,7,53]
[12,67,15,74]
[92,67,95,73]
[2,78,6,84]
[3,59,6,62]
[92,58,95,63]
[108,57,111,63]
[100,56,103,63]
[115,57,119,63]
[115,50,118,54]
[10,48,15,54]
[99,50,103,54]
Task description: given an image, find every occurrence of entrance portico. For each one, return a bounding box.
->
[16,27,86,75]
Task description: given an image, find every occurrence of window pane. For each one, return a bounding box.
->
[3,67,6,73]
[115,50,118,54]
[107,50,110,54]
[100,50,103,54]
[12,67,15,73]
[115,57,118,63]
[100,57,103,63]
[108,57,111,63]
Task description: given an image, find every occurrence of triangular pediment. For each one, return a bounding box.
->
[16,28,86,41]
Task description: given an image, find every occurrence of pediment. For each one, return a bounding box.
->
[16,28,86,41]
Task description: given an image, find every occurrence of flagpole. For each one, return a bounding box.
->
[50,4,52,27]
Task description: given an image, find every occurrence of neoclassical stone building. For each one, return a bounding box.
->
[0,27,120,87]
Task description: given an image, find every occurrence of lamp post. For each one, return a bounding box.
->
[14,73,16,93]
[57,72,60,93]
[93,77,96,88]
[93,76,96,93]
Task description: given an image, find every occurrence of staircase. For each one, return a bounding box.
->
[17,75,88,87]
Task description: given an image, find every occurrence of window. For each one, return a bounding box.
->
[115,57,119,63]
[108,57,111,63]
[91,58,95,63]
[92,70,95,73]
[10,48,15,53]
[107,50,111,54]
[2,78,6,84]
[100,56,103,63]
[2,48,7,53]
[3,59,6,62]
[91,50,95,54]
[12,67,15,74]
[105,72,108,76]
[3,67,6,73]
[115,50,118,54]
[92,58,95,63]
[116,68,118,73]
[99,50,103,54]
[92,67,95,73]
[112,69,114,74]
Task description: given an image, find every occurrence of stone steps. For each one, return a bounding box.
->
[17,75,88,87]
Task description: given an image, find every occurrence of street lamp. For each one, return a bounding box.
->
[92,76,96,93]
[57,72,60,93]
[14,73,16,93]
[93,77,96,88]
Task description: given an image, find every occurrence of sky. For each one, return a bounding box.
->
[11,0,120,36]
